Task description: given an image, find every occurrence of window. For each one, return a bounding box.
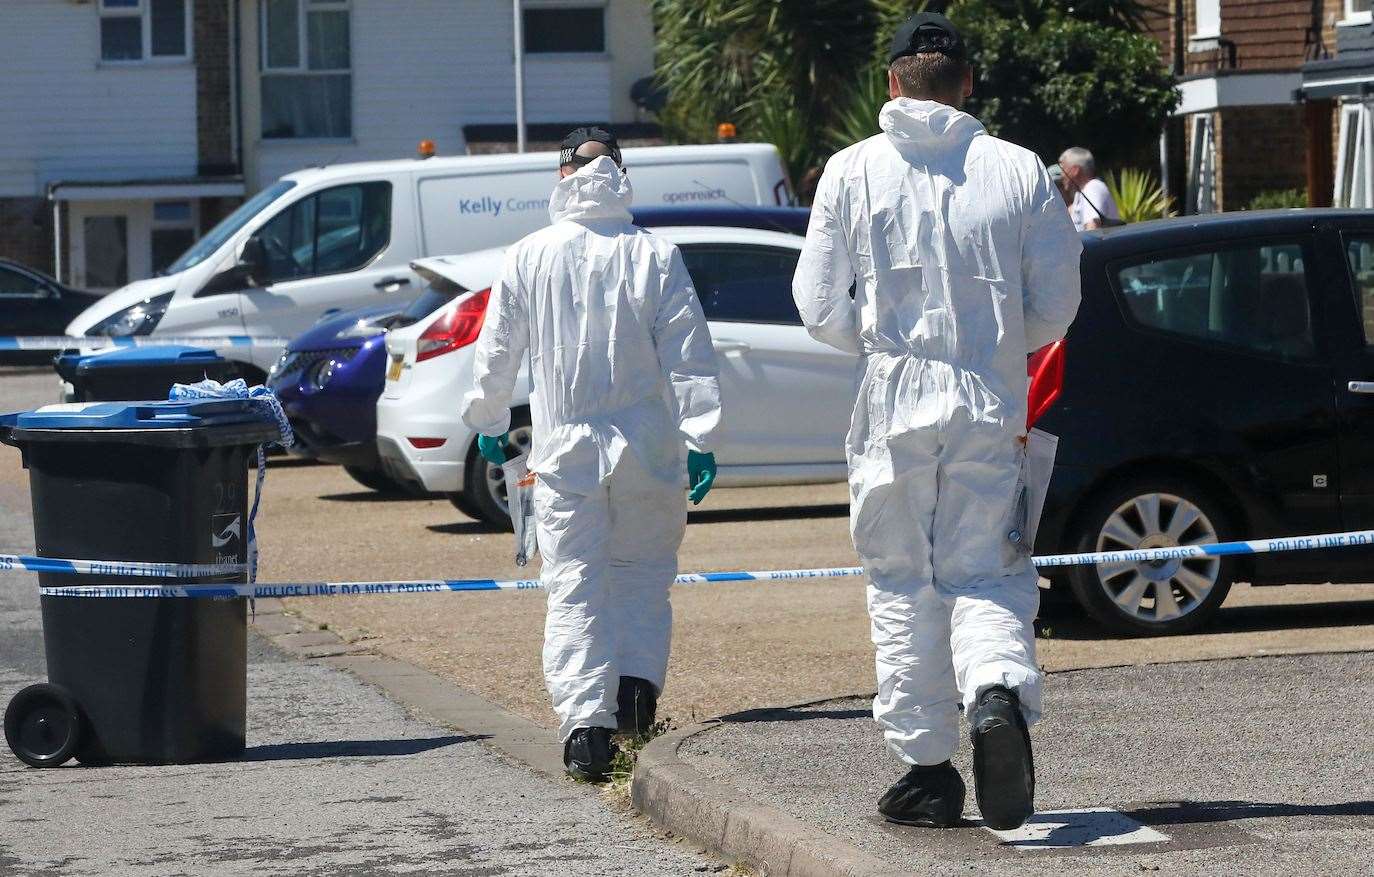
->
[252,182,390,284]
[1115,241,1315,360]
[1336,103,1371,209]
[151,201,196,275]
[1193,0,1221,38]
[0,266,46,298]
[261,0,352,139]
[1343,0,1372,25]
[1344,236,1374,345]
[680,246,802,325]
[523,6,606,54]
[1186,115,1217,215]
[83,216,129,288]
[99,0,189,63]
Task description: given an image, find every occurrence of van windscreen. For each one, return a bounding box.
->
[164,180,297,275]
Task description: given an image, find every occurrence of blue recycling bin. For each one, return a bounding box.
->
[0,399,279,767]
[54,345,238,402]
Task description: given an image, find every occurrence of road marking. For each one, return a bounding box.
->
[986,808,1170,849]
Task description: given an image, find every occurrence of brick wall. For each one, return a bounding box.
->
[0,197,53,275]
[195,0,235,175]
[1215,104,1309,209]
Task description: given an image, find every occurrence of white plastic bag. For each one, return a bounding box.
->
[502,453,538,567]
[1010,428,1059,555]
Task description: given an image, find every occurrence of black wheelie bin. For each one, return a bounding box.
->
[0,399,279,767]
[55,345,238,402]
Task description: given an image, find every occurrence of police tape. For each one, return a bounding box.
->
[0,335,290,352]
[0,553,244,579]
[26,526,1374,599]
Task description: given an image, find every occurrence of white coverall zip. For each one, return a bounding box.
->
[462,157,722,741]
[792,98,1081,765]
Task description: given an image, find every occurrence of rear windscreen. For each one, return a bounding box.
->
[392,280,462,328]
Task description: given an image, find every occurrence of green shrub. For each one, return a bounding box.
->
[1245,189,1307,211]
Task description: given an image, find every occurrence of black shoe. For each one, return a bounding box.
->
[970,686,1035,830]
[877,760,966,828]
[564,727,618,782]
[615,676,658,736]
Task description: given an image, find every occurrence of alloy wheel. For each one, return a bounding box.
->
[1093,492,1221,624]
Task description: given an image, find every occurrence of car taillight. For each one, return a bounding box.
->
[416,288,490,362]
[1027,339,1065,430]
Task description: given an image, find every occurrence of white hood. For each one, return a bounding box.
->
[64,275,177,335]
[878,98,984,153]
[547,156,634,224]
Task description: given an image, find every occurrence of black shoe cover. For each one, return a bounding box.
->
[564,726,618,782]
[615,676,658,736]
[970,686,1035,830]
[877,760,966,828]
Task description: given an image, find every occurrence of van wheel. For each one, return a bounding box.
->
[1065,477,1234,636]
[461,411,533,530]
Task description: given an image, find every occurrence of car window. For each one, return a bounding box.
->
[1344,236,1374,344]
[0,266,44,298]
[255,182,391,284]
[678,245,801,325]
[1114,241,1315,360]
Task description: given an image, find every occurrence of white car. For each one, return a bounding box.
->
[377,220,856,525]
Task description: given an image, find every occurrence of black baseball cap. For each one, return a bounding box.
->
[889,12,966,64]
[559,126,622,168]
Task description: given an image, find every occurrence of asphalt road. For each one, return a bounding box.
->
[680,653,1374,875]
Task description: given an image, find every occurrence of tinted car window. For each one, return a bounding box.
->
[392,281,463,329]
[679,246,801,325]
[256,182,391,284]
[1344,236,1374,344]
[0,266,43,298]
[1115,241,1314,360]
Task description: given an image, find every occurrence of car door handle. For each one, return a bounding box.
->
[714,339,751,354]
[374,276,411,290]
[1349,381,1374,394]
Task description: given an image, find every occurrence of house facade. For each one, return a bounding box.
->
[1143,0,1332,215]
[0,0,655,289]
[1302,1,1374,208]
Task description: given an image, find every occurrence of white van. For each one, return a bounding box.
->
[65,144,792,379]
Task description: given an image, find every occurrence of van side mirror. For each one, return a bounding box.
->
[238,236,267,286]
[195,237,267,298]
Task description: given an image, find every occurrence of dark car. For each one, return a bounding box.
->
[0,260,101,364]
[1036,209,1374,635]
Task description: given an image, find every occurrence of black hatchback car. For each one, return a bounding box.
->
[0,259,101,365]
[1036,209,1374,635]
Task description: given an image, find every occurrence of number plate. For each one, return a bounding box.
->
[387,356,404,381]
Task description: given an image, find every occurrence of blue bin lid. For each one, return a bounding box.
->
[64,345,224,370]
[0,398,271,431]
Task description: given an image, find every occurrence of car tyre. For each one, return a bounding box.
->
[460,410,533,530]
[343,464,417,496]
[1065,476,1234,636]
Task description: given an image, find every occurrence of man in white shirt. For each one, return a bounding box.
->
[1058,146,1120,231]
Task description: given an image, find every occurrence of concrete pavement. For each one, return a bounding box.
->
[638,653,1374,876]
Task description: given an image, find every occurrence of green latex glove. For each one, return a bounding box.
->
[477,433,510,466]
[687,450,716,505]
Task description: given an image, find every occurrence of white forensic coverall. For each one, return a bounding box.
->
[461,156,722,741]
[792,98,1081,766]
